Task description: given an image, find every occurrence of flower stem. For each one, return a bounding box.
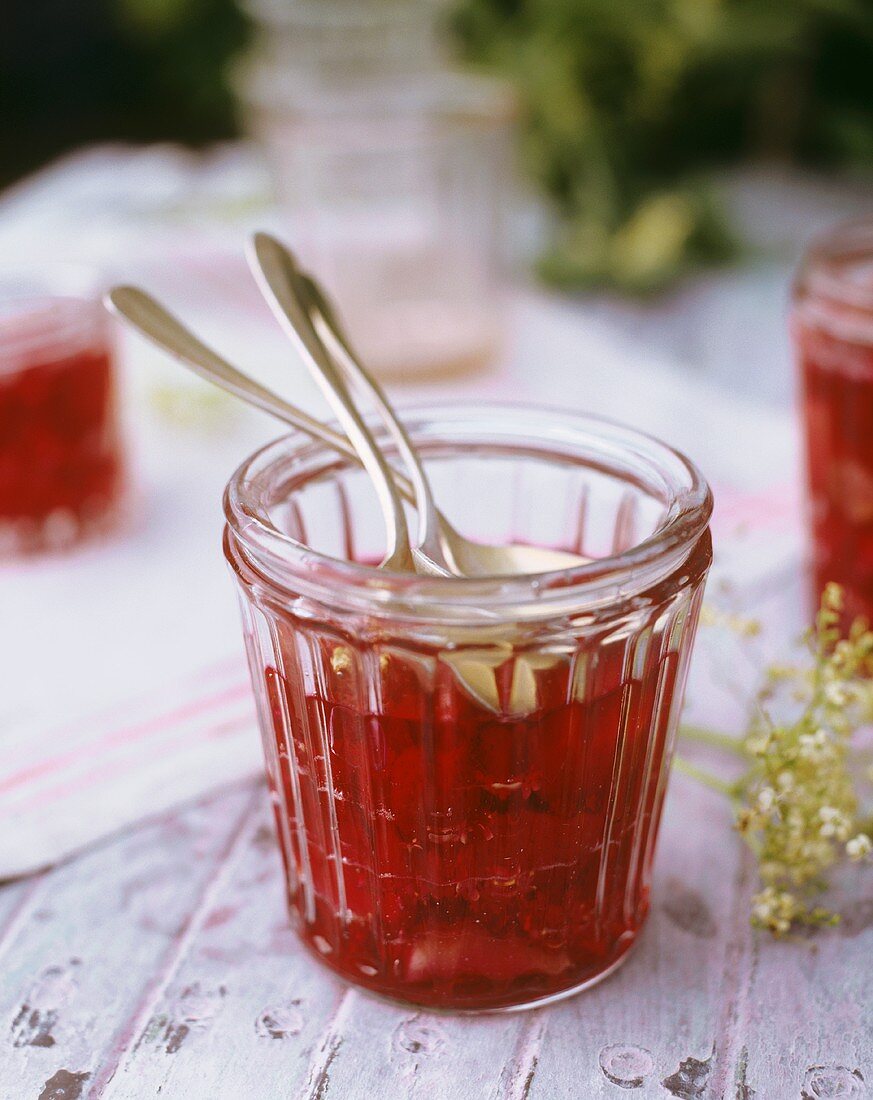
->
[679,723,747,756]
[673,754,740,799]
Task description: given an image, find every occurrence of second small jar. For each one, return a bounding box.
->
[237,0,514,381]
[0,292,125,556]
[792,218,873,627]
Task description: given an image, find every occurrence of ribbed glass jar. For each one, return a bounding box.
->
[792,218,873,627]
[224,404,712,1011]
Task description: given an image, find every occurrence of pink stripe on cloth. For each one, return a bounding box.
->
[0,657,263,877]
[2,712,256,821]
[1,654,249,763]
[0,681,252,797]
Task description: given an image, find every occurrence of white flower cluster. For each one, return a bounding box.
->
[847,834,872,861]
[750,886,809,937]
[736,584,872,935]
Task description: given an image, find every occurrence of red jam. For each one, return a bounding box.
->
[0,298,124,553]
[232,533,711,1010]
[793,228,873,627]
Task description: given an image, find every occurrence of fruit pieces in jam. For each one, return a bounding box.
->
[0,300,124,553]
[794,293,873,627]
[249,547,707,1011]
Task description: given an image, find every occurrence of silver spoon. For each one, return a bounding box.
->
[248,233,454,576]
[298,269,456,574]
[243,237,448,576]
[296,271,587,574]
[107,286,348,451]
[106,287,587,577]
[252,234,587,577]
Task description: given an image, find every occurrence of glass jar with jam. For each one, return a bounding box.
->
[792,218,873,627]
[0,291,125,555]
[224,404,712,1011]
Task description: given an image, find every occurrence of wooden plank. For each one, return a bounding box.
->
[522,772,749,1100]
[98,801,347,1099]
[712,862,873,1099]
[0,875,45,953]
[301,988,532,1100]
[0,782,257,1099]
[90,773,759,1100]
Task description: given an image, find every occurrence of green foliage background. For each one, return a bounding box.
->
[452,0,873,290]
[4,0,873,291]
[0,0,249,190]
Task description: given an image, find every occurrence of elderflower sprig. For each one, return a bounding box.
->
[676,583,873,936]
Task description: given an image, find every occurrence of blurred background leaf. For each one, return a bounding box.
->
[0,0,250,189]
[451,0,873,290]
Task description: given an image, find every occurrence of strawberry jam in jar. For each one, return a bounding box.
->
[225,405,712,1010]
[0,295,124,555]
[793,219,873,627]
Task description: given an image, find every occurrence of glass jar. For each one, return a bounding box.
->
[236,0,514,380]
[792,219,873,627]
[0,293,125,556]
[224,404,712,1011]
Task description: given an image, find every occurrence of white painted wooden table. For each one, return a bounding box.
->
[1,759,870,1099]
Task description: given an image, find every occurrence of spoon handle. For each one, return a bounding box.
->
[107,286,353,459]
[106,288,432,519]
[298,270,455,575]
[248,234,416,573]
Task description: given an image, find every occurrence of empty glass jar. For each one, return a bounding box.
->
[237,0,514,380]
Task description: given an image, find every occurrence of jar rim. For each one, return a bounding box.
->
[796,216,873,313]
[0,296,107,374]
[243,0,443,30]
[223,402,713,623]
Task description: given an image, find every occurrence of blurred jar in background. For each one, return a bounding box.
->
[237,0,514,380]
[792,219,873,627]
[0,285,125,556]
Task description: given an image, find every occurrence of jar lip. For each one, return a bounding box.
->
[0,296,107,373]
[243,0,443,31]
[797,216,873,312]
[224,402,713,621]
